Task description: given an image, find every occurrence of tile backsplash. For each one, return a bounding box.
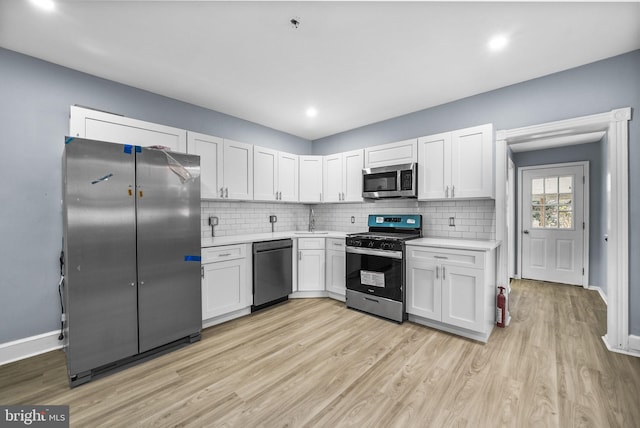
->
[202,199,495,240]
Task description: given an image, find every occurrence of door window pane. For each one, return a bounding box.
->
[530,174,574,230]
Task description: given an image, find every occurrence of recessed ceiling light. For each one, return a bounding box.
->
[488,35,509,51]
[306,107,317,118]
[30,0,55,12]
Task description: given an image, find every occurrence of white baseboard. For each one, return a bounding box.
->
[587,285,608,305]
[602,335,640,358]
[202,307,251,329]
[0,331,63,367]
[629,335,640,354]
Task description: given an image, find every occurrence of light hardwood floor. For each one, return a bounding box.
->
[1,279,639,427]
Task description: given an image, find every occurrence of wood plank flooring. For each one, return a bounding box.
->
[1,279,639,427]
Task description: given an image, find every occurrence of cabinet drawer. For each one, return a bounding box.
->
[326,238,345,250]
[406,246,485,269]
[298,237,325,250]
[202,244,247,263]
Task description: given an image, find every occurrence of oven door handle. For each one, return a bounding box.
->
[346,246,403,260]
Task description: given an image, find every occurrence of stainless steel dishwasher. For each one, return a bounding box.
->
[252,239,293,311]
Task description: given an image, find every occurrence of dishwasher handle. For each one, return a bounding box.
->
[253,239,293,254]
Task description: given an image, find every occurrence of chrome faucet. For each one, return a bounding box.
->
[308,208,316,232]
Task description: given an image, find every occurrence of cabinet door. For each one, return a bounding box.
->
[406,259,441,321]
[299,156,323,203]
[277,152,299,201]
[323,154,343,202]
[451,124,494,199]
[326,248,346,296]
[202,258,248,320]
[253,146,278,201]
[440,264,484,332]
[70,105,187,152]
[223,139,253,200]
[298,249,325,292]
[417,132,451,200]
[364,139,417,168]
[342,149,364,202]
[187,132,223,200]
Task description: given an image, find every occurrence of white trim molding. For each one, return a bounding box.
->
[496,107,632,355]
[588,285,608,305]
[0,331,63,367]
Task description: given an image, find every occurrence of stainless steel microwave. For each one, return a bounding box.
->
[362,163,417,199]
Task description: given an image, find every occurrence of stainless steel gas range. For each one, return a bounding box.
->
[345,214,422,323]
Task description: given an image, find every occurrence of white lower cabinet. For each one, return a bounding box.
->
[406,245,496,342]
[325,238,346,300]
[201,244,252,327]
[296,238,326,295]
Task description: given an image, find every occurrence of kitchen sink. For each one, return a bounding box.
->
[293,231,329,235]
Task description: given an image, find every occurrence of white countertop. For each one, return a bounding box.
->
[202,231,347,247]
[406,238,501,251]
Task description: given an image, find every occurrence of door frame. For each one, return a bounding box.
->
[496,107,633,356]
[517,162,590,287]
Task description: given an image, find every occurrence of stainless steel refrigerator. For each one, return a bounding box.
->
[62,137,202,387]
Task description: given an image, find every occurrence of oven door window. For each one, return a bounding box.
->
[346,251,403,301]
[363,172,397,193]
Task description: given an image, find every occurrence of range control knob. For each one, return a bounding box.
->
[351,240,361,247]
[367,241,375,248]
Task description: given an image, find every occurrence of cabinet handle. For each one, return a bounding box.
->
[279,191,282,200]
[434,256,448,259]
[333,243,342,247]
[225,187,229,198]
[201,266,204,279]
[220,187,224,198]
[442,266,446,280]
[299,251,302,261]
[452,185,455,198]
[436,266,439,279]
[342,192,345,200]
[445,186,449,198]
[218,253,231,257]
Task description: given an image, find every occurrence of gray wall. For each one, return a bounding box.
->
[512,141,606,291]
[0,48,310,344]
[313,50,640,336]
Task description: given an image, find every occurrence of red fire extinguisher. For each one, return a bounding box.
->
[496,286,506,328]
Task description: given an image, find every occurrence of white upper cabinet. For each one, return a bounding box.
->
[364,139,418,168]
[253,146,299,202]
[299,156,323,203]
[417,132,451,200]
[224,139,254,200]
[323,150,364,203]
[418,124,494,200]
[277,151,299,202]
[187,132,223,200]
[253,146,278,201]
[187,133,253,200]
[69,106,186,153]
[450,125,494,199]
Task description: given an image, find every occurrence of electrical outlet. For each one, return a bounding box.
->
[449,217,456,227]
[351,216,355,224]
[269,215,278,223]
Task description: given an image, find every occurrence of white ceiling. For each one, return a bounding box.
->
[1,1,639,141]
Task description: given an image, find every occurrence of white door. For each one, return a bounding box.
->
[521,165,586,285]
